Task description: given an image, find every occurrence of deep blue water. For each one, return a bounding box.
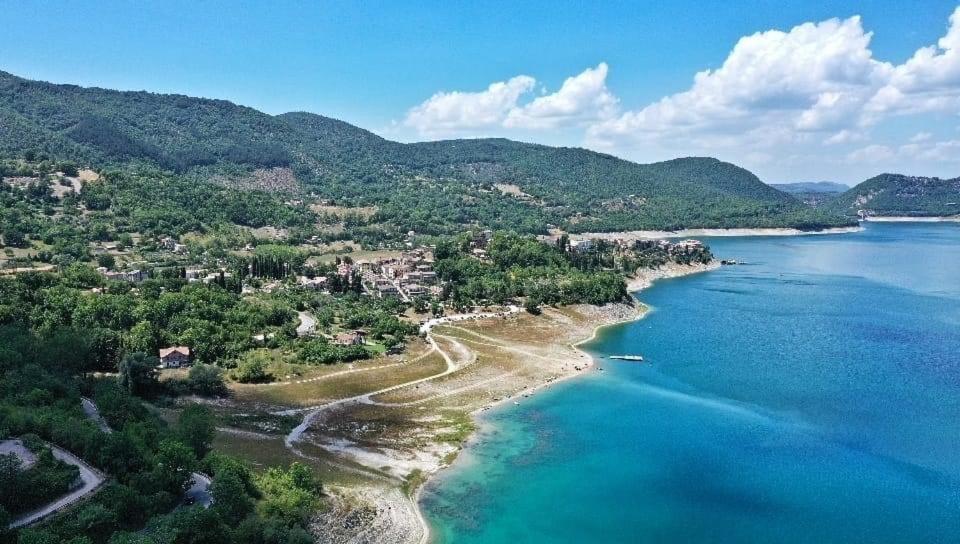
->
[421,223,960,544]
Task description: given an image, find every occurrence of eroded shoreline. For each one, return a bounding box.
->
[228,263,723,544]
[409,261,721,544]
[574,225,862,240]
[861,215,960,222]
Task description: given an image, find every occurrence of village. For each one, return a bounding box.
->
[89,229,712,370]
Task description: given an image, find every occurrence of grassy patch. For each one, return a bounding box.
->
[401,469,427,497]
[435,411,476,445]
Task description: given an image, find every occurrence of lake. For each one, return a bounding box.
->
[421,222,960,544]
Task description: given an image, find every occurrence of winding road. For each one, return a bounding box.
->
[79,398,213,510]
[8,442,105,529]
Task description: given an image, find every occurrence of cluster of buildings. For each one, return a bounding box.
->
[296,248,442,300]
[362,249,439,299]
[97,266,148,283]
[159,236,187,254]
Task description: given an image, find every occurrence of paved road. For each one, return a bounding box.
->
[81,397,113,434]
[79,398,212,510]
[0,439,37,470]
[9,444,105,529]
[184,472,213,508]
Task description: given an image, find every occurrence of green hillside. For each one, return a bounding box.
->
[827,174,960,218]
[0,70,853,233]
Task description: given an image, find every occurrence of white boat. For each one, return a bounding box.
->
[608,355,644,362]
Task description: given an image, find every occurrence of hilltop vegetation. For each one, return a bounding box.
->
[827,174,960,217]
[0,70,853,234]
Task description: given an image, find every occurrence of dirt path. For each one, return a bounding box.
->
[275,306,520,544]
[0,439,37,470]
[260,361,408,388]
[283,306,519,449]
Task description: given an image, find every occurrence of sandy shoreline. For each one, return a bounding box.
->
[303,262,724,544]
[861,215,960,223]
[574,225,862,240]
[406,261,721,543]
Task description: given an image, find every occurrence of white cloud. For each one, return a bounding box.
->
[403,64,616,137]
[824,129,866,145]
[899,139,960,162]
[586,7,960,174]
[846,144,895,163]
[504,63,618,129]
[403,75,535,136]
[847,138,960,165]
[398,7,960,181]
[587,16,893,149]
[866,7,960,116]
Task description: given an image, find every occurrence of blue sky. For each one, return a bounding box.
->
[2,1,959,183]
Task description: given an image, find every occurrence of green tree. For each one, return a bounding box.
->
[96,253,116,269]
[186,364,227,397]
[117,352,159,396]
[230,353,269,383]
[2,227,26,248]
[211,467,253,524]
[178,404,215,459]
[153,439,195,495]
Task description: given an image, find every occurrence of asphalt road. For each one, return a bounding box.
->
[9,444,105,529]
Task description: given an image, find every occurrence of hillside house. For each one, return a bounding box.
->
[333,331,366,346]
[158,346,191,368]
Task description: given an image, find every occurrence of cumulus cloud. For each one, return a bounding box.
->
[587,7,960,157]
[846,138,960,165]
[587,16,894,149]
[504,63,618,129]
[404,75,535,136]
[866,7,960,116]
[397,7,960,180]
[899,139,960,162]
[403,63,616,136]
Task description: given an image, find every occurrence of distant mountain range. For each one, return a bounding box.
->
[770,182,849,194]
[7,69,946,233]
[826,174,960,218]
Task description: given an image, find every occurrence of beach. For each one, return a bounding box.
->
[574,225,862,241]
[861,215,960,222]
[297,260,722,544]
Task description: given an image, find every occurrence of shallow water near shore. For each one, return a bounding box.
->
[420,222,960,543]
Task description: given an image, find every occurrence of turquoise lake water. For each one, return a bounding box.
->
[421,222,960,544]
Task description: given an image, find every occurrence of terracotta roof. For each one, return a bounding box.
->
[159,346,190,358]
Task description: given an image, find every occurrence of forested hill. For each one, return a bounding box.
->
[826,174,960,218]
[0,70,852,232]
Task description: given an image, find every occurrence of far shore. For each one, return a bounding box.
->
[573,225,862,241]
[862,215,960,223]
